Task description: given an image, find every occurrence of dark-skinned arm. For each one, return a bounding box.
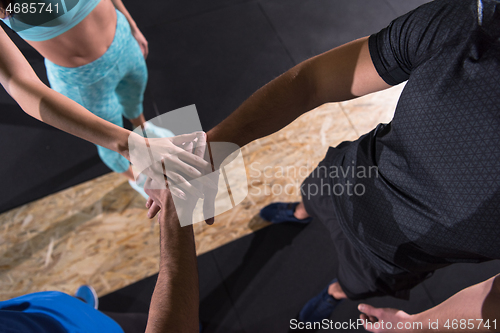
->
[144,181,199,333]
[207,36,390,146]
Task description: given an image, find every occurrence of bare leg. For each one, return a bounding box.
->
[121,165,136,181]
[293,202,310,220]
[129,113,146,128]
[328,281,348,299]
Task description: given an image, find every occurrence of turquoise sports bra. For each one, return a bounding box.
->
[2,0,101,41]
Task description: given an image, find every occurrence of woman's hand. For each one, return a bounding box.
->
[131,27,149,58]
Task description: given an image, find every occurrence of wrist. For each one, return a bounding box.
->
[128,20,139,32]
[117,128,133,161]
[407,314,429,333]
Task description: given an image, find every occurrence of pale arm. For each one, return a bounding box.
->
[0,27,132,159]
[110,0,148,58]
[207,36,391,147]
[359,274,500,333]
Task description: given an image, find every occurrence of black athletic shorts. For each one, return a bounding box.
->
[301,147,432,300]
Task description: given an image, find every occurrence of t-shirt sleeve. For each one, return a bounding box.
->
[368,0,474,86]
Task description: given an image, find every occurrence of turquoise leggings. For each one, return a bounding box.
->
[45,10,147,173]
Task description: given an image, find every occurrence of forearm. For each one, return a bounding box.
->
[411,275,500,332]
[0,28,132,158]
[207,62,320,147]
[207,37,388,147]
[146,208,199,333]
[8,77,131,159]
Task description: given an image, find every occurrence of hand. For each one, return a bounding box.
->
[129,131,215,200]
[144,134,210,222]
[143,138,243,226]
[145,178,170,219]
[131,27,149,58]
[359,304,414,333]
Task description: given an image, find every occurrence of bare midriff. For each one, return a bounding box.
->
[27,0,117,68]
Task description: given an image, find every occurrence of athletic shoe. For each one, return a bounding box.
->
[259,202,313,224]
[75,285,99,309]
[298,279,344,323]
[143,123,175,139]
[129,173,149,199]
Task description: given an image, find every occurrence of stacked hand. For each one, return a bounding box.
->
[129,131,215,200]
[144,131,211,221]
[133,131,242,226]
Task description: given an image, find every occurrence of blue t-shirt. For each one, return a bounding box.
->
[0,291,123,333]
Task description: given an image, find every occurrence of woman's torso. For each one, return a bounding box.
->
[20,0,117,67]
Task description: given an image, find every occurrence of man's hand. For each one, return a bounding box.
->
[144,178,171,219]
[359,304,414,333]
[131,27,149,58]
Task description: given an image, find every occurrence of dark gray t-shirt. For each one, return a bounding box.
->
[329,0,500,274]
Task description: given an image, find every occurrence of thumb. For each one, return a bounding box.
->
[358,303,379,317]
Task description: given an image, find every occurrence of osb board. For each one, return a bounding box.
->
[0,83,404,301]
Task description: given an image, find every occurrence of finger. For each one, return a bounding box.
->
[167,157,217,190]
[358,304,379,317]
[173,179,204,198]
[147,201,161,219]
[142,166,168,189]
[169,186,186,200]
[171,160,211,182]
[360,315,371,332]
[184,141,194,154]
[165,171,204,198]
[170,132,201,145]
[175,149,211,171]
[143,176,157,196]
[194,132,207,158]
[146,197,154,209]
